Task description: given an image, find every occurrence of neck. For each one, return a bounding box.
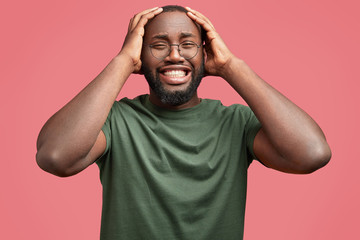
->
[148,90,201,110]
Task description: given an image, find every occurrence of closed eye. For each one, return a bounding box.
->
[150,42,168,50]
[181,42,196,49]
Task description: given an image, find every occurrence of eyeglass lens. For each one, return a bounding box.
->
[150,42,199,60]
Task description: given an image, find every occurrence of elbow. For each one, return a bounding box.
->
[36,148,76,177]
[296,142,332,174]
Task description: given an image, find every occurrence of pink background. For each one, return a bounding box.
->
[1,0,359,239]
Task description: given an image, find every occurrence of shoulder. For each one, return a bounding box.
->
[109,95,148,115]
[202,98,254,117]
[113,95,146,108]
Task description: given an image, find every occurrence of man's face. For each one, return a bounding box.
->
[141,11,204,106]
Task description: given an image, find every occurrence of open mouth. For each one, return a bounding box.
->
[159,67,192,85]
[163,70,188,77]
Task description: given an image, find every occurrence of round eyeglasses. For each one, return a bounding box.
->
[148,41,201,60]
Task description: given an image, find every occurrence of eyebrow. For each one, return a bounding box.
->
[152,34,168,40]
[151,32,197,40]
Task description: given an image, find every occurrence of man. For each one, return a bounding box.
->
[36,5,331,240]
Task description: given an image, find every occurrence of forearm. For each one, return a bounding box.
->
[36,54,133,171]
[223,57,331,167]
[185,7,330,172]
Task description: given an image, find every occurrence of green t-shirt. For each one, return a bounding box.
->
[97,94,261,240]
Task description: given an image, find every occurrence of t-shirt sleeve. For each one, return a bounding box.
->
[95,106,113,165]
[243,106,262,165]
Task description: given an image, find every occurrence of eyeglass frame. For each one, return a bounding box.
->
[147,40,202,60]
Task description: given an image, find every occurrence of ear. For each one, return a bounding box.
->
[137,50,145,75]
[202,46,210,77]
[135,60,144,75]
[202,46,207,63]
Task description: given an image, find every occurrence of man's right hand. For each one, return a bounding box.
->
[36,8,163,177]
[119,7,163,73]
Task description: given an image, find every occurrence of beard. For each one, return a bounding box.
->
[141,60,205,106]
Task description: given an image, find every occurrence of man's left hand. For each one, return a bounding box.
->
[186,7,236,78]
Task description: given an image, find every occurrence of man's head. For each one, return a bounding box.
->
[141,5,205,107]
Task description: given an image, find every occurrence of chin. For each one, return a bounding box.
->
[142,63,204,106]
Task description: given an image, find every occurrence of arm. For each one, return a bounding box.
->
[36,7,163,177]
[186,8,331,174]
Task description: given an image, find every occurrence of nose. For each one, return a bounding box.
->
[165,45,184,63]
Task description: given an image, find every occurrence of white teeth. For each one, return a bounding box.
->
[163,70,186,77]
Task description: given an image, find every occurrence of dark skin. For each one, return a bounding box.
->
[141,11,204,109]
[185,7,331,173]
[36,7,331,177]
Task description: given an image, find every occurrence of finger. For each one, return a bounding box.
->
[130,7,163,32]
[186,7,213,25]
[128,17,134,31]
[132,7,159,28]
[131,8,163,36]
[185,7,215,29]
[187,11,214,33]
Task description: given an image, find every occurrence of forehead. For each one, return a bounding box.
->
[144,11,201,41]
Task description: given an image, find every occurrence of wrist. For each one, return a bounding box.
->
[220,56,243,80]
[114,53,137,73]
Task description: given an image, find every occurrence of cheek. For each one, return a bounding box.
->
[141,48,160,68]
[192,54,205,71]
[141,54,154,71]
